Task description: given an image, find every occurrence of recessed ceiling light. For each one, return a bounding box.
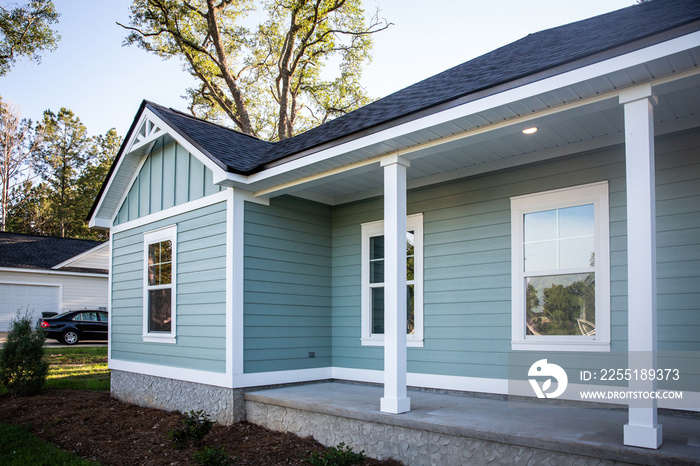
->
[522,127,538,135]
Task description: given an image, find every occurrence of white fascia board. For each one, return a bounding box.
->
[0,266,107,278]
[89,217,111,230]
[52,241,109,270]
[230,31,700,189]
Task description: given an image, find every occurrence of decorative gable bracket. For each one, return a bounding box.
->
[129,117,164,153]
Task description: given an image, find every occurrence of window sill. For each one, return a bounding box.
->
[143,334,176,344]
[361,337,424,348]
[511,339,610,352]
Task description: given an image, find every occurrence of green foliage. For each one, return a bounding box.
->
[527,273,595,336]
[307,442,365,466]
[121,0,390,140]
[0,96,42,232]
[0,422,98,465]
[168,410,214,449]
[7,107,120,239]
[0,0,61,76]
[0,310,49,396]
[193,446,234,466]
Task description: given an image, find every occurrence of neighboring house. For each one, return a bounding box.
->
[0,232,109,330]
[89,0,699,450]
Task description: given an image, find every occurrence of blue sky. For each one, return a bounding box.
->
[0,0,633,138]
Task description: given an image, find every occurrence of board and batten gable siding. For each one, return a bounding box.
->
[244,196,332,373]
[331,128,700,380]
[110,201,227,372]
[114,137,223,226]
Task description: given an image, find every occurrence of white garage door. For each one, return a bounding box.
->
[0,284,60,331]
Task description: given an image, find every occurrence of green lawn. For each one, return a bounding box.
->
[44,346,109,391]
[0,423,99,465]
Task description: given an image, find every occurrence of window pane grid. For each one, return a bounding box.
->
[524,204,594,274]
[145,235,174,335]
[368,232,416,336]
[523,203,596,337]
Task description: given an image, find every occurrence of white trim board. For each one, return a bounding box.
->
[110,190,229,234]
[107,360,700,412]
[0,267,107,278]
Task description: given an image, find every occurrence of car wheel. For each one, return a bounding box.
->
[62,330,79,345]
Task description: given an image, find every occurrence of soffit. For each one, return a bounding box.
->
[245,44,700,205]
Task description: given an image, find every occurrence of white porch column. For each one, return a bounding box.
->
[380,155,411,414]
[620,84,662,449]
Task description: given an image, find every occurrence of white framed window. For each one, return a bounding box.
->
[361,213,423,347]
[143,225,177,343]
[511,182,610,352]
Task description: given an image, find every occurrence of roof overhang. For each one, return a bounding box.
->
[209,28,700,205]
[90,26,700,223]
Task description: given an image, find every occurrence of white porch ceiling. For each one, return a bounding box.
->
[248,44,700,206]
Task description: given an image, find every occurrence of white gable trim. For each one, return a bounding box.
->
[52,241,109,270]
[91,107,231,228]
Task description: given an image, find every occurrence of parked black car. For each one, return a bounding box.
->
[39,310,108,345]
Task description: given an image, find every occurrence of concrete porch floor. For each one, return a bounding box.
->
[245,382,700,465]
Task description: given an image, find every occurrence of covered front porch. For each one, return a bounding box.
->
[245,382,700,465]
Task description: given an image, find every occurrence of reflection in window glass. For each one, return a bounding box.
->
[526,273,595,336]
[148,240,172,286]
[149,289,172,332]
[369,231,416,335]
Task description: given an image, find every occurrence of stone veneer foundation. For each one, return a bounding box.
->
[245,399,623,466]
[111,370,245,425]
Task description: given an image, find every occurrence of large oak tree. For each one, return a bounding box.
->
[120,0,390,140]
[0,0,60,76]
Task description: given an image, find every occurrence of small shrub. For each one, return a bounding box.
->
[193,446,233,466]
[307,442,366,466]
[0,310,49,396]
[167,428,190,450]
[168,410,214,449]
[184,410,214,441]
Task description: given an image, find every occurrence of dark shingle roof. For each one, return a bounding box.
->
[0,232,106,274]
[142,0,700,175]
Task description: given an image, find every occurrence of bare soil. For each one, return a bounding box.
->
[0,389,402,465]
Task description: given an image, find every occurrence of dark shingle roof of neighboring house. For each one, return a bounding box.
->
[140,0,700,176]
[0,232,107,274]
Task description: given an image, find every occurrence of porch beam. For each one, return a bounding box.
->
[380,155,411,414]
[620,83,662,449]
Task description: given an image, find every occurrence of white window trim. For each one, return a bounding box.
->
[510,182,610,352]
[143,225,177,344]
[361,213,424,347]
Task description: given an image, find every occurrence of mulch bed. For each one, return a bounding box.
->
[0,389,402,465]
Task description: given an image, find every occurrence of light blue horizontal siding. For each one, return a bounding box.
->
[244,196,332,373]
[332,128,700,380]
[114,138,223,225]
[111,200,228,373]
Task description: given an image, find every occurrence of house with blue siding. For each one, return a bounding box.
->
[90,0,700,452]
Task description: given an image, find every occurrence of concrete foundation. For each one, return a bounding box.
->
[111,370,245,425]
